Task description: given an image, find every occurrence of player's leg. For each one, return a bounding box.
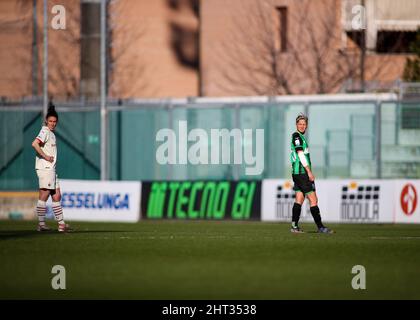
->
[291,174,305,233]
[36,169,52,231]
[306,191,323,228]
[36,188,52,231]
[51,188,64,226]
[51,175,71,232]
[301,177,324,229]
[292,191,304,228]
[306,191,334,233]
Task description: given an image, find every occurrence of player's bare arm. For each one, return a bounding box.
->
[297,150,315,181]
[31,139,54,162]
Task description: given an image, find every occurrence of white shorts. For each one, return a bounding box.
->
[36,170,60,190]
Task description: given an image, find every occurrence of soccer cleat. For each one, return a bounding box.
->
[290,226,304,233]
[318,227,334,234]
[37,224,52,232]
[58,223,73,233]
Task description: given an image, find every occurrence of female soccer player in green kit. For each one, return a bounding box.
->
[290,113,333,234]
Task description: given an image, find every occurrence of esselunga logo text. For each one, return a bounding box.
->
[61,192,130,209]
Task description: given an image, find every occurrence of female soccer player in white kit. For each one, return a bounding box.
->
[32,103,71,232]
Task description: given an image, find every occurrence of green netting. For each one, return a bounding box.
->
[0,100,419,190]
[0,109,100,190]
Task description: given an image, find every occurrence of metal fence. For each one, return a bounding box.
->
[1,93,419,190]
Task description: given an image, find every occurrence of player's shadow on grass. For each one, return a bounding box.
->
[0,230,131,241]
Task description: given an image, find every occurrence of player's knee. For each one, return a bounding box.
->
[295,195,304,205]
[308,195,318,206]
[39,190,49,201]
[295,193,303,200]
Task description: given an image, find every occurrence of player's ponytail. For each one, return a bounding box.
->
[46,102,58,121]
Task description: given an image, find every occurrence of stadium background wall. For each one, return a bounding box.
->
[1,95,419,191]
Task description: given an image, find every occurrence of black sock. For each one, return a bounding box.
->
[292,203,302,228]
[310,205,325,229]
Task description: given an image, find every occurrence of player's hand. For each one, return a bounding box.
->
[308,172,315,182]
[44,155,54,162]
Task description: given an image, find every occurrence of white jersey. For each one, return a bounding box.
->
[35,126,57,170]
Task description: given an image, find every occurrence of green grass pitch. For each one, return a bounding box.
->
[1,220,420,299]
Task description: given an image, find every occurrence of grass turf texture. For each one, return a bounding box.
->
[0,220,419,299]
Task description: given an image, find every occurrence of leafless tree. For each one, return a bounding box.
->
[0,0,149,101]
[214,0,297,95]
[107,0,149,98]
[216,0,402,95]
[0,1,33,98]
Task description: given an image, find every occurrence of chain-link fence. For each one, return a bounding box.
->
[1,94,419,190]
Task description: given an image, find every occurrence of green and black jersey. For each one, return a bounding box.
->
[290,131,311,175]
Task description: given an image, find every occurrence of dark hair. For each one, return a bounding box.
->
[46,102,58,120]
[296,113,308,124]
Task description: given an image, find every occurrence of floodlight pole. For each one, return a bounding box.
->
[32,0,38,97]
[43,0,48,118]
[100,0,108,180]
[360,0,366,92]
[375,100,381,178]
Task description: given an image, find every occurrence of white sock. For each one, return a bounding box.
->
[37,200,47,226]
[52,201,65,225]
